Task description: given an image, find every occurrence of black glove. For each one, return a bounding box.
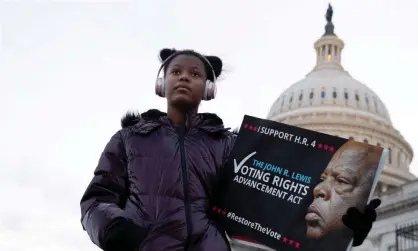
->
[342,198,381,247]
[101,217,148,251]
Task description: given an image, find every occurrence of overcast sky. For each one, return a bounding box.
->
[1,0,417,250]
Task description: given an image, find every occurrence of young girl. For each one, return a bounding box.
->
[80,48,379,251]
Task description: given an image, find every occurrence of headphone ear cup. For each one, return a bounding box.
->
[155,77,166,97]
[203,81,217,101]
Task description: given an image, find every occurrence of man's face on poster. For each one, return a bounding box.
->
[305,142,380,239]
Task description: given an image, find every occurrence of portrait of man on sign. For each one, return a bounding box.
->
[304,141,382,251]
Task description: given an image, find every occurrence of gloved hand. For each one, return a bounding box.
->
[102,217,148,251]
[342,198,381,247]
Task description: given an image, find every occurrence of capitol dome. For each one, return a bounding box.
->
[266,5,415,192]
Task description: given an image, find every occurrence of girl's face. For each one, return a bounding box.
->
[165,54,207,109]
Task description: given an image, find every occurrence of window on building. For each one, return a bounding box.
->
[309,92,314,99]
[365,96,370,110]
[321,91,326,98]
[388,148,392,164]
[327,46,332,61]
[299,93,303,101]
[289,96,293,103]
[333,91,337,98]
[355,94,359,101]
[344,92,348,100]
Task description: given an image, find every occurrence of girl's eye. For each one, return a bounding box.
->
[192,72,200,77]
[172,70,180,75]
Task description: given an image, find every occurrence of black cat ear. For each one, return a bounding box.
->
[159,48,177,63]
[205,56,223,78]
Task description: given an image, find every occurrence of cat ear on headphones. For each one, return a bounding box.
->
[204,55,223,79]
[159,48,177,63]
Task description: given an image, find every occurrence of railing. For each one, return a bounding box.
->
[396,221,418,251]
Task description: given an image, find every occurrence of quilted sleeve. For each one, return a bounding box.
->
[80,131,129,248]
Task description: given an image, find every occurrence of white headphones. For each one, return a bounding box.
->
[155,53,218,101]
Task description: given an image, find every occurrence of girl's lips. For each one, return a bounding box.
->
[175,86,191,94]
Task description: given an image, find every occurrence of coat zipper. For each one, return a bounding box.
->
[178,126,192,250]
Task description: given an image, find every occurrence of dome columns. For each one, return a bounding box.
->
[314,36,345,68]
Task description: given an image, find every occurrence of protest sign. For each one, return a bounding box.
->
[215,115,386,251]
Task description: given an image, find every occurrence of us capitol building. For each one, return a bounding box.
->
[230,5,418,251]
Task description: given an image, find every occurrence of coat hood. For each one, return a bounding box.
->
[120,109,232,137]
[121,111,142,128]
[121,109,225,128]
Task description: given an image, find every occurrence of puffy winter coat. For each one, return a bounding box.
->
[80,109,236,251]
